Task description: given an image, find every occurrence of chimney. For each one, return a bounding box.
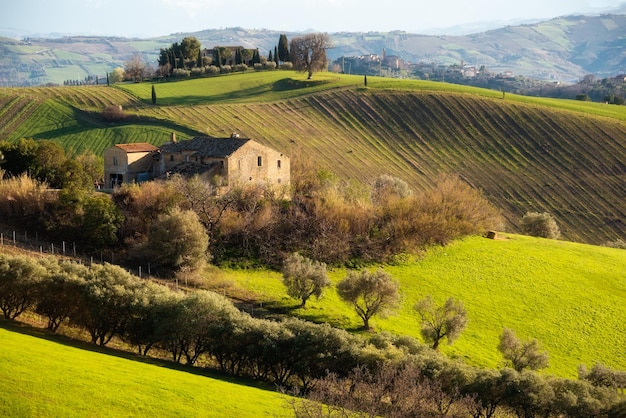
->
[171,132,177,143]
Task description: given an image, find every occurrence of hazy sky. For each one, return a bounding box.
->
[1,0,622,37]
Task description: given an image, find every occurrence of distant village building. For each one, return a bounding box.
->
[103,133,290,190]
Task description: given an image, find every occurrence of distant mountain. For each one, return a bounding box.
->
[1,15,625,86]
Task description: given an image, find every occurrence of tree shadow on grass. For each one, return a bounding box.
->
[0,318,276,392]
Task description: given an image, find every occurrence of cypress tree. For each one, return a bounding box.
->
[274,46,279,65]
[278,34,290,62]
[106,73,110,86]
[268,50,273,63]
[236,48,242,65]
[151,85,157,105]
[197,49,203,68]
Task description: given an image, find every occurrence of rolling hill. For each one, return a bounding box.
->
[0,324,291,417]
[1,71,625,245]
[1,14,626,86]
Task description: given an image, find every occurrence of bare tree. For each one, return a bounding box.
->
[125,53,146,82]
[289,33,331,79]
[414,295,468,350]
[336,269,400,330]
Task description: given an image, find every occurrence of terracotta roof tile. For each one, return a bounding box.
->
[115,143,159,153]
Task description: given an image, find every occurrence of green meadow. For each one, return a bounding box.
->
[0,324,291,417]
[219,234,626,378]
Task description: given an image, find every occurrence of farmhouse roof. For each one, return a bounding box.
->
[160,136,251,158]
[114,143,158,153]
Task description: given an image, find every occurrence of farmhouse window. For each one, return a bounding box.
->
[220,160,224,168]
[113,156,118,166]
[170,155,174,162]
[258,156,262,166]
[277,160,281,169]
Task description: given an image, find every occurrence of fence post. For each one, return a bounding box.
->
[51,243,54,255]
[1,233,3,246]
[63,241,66,255]
[139,266,142,278]
[13,231,16,246]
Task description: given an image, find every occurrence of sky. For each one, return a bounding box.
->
[1,0,623,38]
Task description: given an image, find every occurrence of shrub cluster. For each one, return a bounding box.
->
[1,252,624,416]
[521,211,561,239]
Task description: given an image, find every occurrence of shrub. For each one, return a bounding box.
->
[204,65,220,76]
[521,211,560,239]
[171,68,190,78]
[253,63,264,71]
[603,239,626,249]
[279,62,293,70]
[0,171,48,224]
[101,105,126,122]
[190,67,203,77]
[220,65,232,74]
[233,64,248,72]
[263,61,277,70]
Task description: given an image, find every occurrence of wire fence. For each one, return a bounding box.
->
[0,226,155,279]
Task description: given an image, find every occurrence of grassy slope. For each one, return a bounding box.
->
[0,324,290,417]
[219,234,626,379]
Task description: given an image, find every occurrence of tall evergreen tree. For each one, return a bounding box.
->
[268,50,273,63]
[278,34,290,62]
[235,48,242,65]
[213,48,222,67]
[151,85,157,105]
[253,49,261,64]
[274,46,279,65]
[197,49,203,68]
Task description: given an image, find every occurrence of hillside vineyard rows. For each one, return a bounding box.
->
[1,74,625,243]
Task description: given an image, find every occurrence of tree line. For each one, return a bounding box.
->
[1,252,625,417]
[110,33,332,84]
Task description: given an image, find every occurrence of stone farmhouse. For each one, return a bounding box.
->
[103,142,159,188]
[103,134,290,190]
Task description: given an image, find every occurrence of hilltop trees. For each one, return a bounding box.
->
[290,33,331,79]
[282,253,331,308]
[158,36,202,73]
[337,269,400,330]
[414,296,468,350]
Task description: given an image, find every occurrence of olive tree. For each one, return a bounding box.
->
[336,269,400,330]
[71,263,144,346]
[414,295,468,350]
[282,252,331,308]
[35,260,88,332]
[498,327,549,371]
[140,208,209,273]
[0,254,45,319]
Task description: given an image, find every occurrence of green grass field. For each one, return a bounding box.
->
[218,234,626,378]
[0,324,291,417]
